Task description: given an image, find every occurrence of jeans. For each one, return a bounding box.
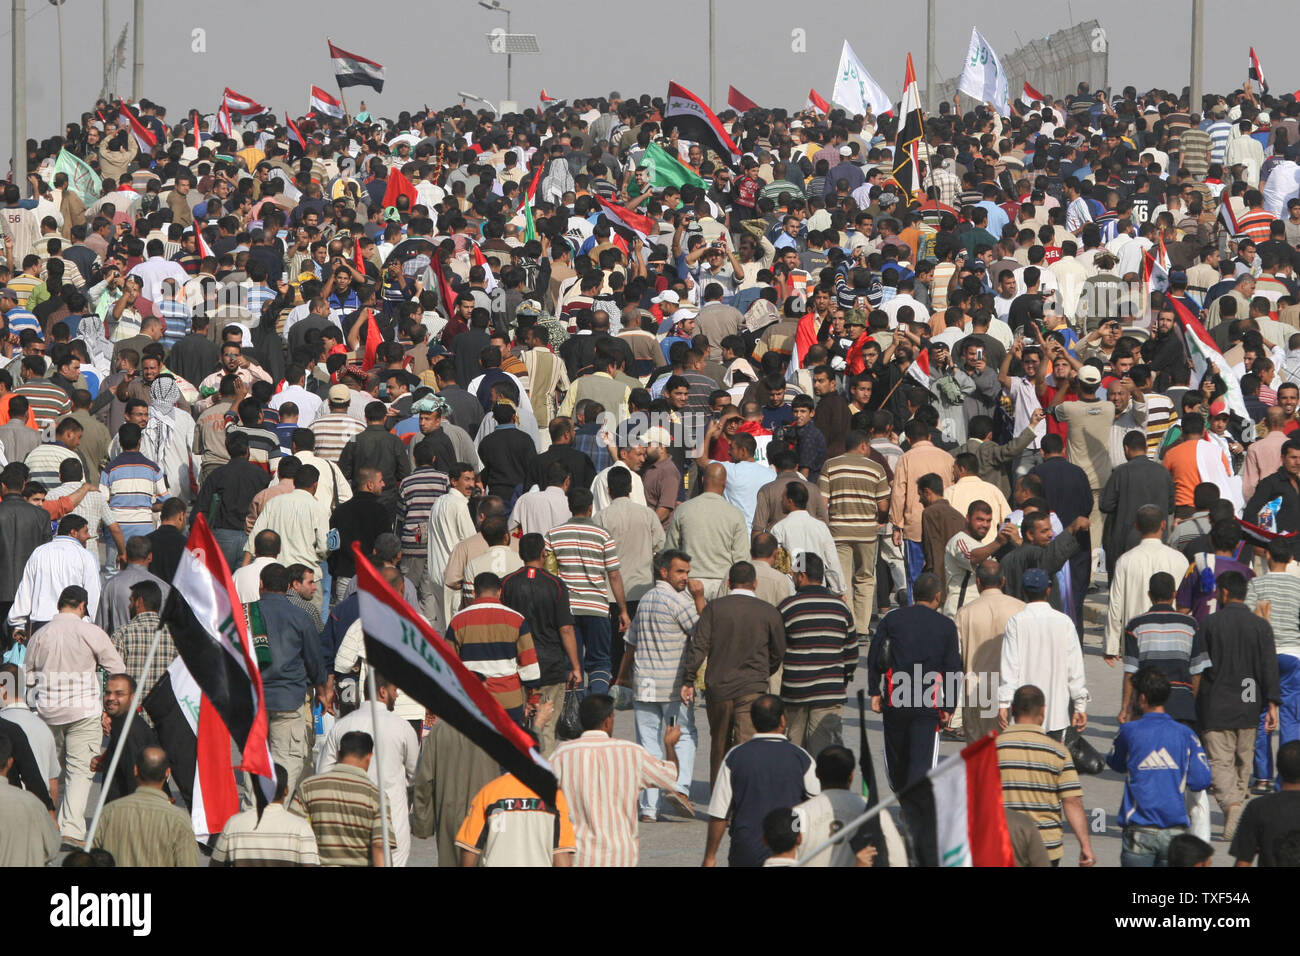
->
[318,561,333,613]
[902,540,925,604]
[1255,652,1300,785]
[633,699,696,816]
[1120,825,1185,867]
[211,528,248,576]
[573,615,612,695]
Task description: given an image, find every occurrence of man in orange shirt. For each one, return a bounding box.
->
[1163,414,1208,519]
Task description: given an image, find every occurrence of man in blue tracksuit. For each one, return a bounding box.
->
[1107,664,1212,867]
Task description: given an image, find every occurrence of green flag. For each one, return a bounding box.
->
[52,149,101,207]
[642,142,706,191]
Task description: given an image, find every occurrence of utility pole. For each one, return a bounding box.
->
[506,6,512,101]
[103,0,111,97]
[1189,0,1204,112]
[55,0,65,132]
[926,0,936,114]
[132,0,143,101]
[13,0,27,189]
[708,0,715,109]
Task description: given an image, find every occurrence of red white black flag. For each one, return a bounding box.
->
[1022,80,1046,104]
[160,515,275,799]
[662,81,741,167]
[328,39,385,92]
[807,88,831,115]
[354,545,558,805]
[221,87,265,116]
[900,735,1014,867]
[117,103,157,153]
[1249,47,1268,92]
[310,85,346,121]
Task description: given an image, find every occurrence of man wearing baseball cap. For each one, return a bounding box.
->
[1048,360,1115,544]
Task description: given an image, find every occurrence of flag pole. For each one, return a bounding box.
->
[794,786,904,866]
[365,664,393,867]
[84,626,165,849]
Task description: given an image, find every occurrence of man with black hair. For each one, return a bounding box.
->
[95,672,159,803]
[260,561,332,803]
[1107,665,1212,867]
[192,429,271,570]
[477,402,537,502]
[550,692,690,866]
[0,462,53,644]
[292,731,396,867]
[501,533,581,757]
[703,694,820,867]
[211,763,320,866]
[328,466,391,602]
[445,572,539,724]
[1177,519,1252,621]
[1197,570,1281,843]
[1106,504,1191,662]
[1100,429,1176,577]
[337,401,410,520]
[683,561,787,785]
[889,419,955,599]
[1231,740,1300,866]
[868,571,961,793]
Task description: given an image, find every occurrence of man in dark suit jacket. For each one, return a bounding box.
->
[681,561,786,785]
[957,413,1043,501]
[1099,430,1176,577]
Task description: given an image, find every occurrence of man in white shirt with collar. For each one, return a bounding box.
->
[269,364,323,425]
[7,516,102,638]
[771,481,844,594]
[427,464,478,630]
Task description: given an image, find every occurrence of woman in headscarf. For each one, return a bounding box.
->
[145,375,196,504]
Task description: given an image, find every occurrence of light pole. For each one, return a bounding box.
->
[132,0,143,101]
[926,0,936,114]
[51,0,65,132]
[1189,0,1204,113]
[478,0,512,101]
[708,0,715,110]
[13,0,27,189]
[103,0,110,94]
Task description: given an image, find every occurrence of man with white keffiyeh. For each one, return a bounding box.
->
[145,376,196,504]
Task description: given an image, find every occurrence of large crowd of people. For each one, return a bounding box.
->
[1,69,1300,869]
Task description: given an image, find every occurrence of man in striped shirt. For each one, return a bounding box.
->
[395,441,449,621]
[310,386,366,462]
[23,416,84,490]
[545,487,631,696]
[101,422,168,539]
[615,548,705,820]
[444,572,540,724]
[997,684,1095,866]
[777,553,856,757]
[291,731,395,866]
[818,429,889,633]
[212,764,321,866]
[14,355,71,430]
[550,693,689,867]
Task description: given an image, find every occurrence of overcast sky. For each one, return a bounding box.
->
[2,0,1293,167]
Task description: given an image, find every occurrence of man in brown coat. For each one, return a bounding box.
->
[681,561,786,784]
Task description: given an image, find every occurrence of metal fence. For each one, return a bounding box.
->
[928,19,1110,109]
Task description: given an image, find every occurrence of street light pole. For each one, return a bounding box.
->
[1189,0,1204,113]
[103,0,110,96]
[506,7,512,101]
[132,0,143,101]
[55,0,65,132]
[708,0,715,109]
[13,0,27,189]
[926,0,936,114]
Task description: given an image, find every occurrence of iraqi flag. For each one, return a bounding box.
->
[662,81,741,168]
[328,39,385,92]
[1249,47,1268,92]
[222,87,265,116]
[539,88,558,103]
[196,228,216,261]
[595,195,656,245]
[1219,195,1242,239]
[899,734,1014,867]
[286,112,307,157]
[360,308,383,371]
[382,166,420,209]
[1238,517,1299,548]
[117,103,157,153]
[1142,235,1170,292]
[1174,295,1251,424]
[353,545,558,805]
[216,100,233,138]
[161,515,275,799]
[807,88,831,116]
[727,85,759,113]
[907,346,932,389]
[890,53,925,198]
[1022,80,1046,104]
[144,658,240,843]
[310,85,346,121]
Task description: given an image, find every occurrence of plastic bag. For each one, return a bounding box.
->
[556,689,583,741]
[1259,496,1284,534]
